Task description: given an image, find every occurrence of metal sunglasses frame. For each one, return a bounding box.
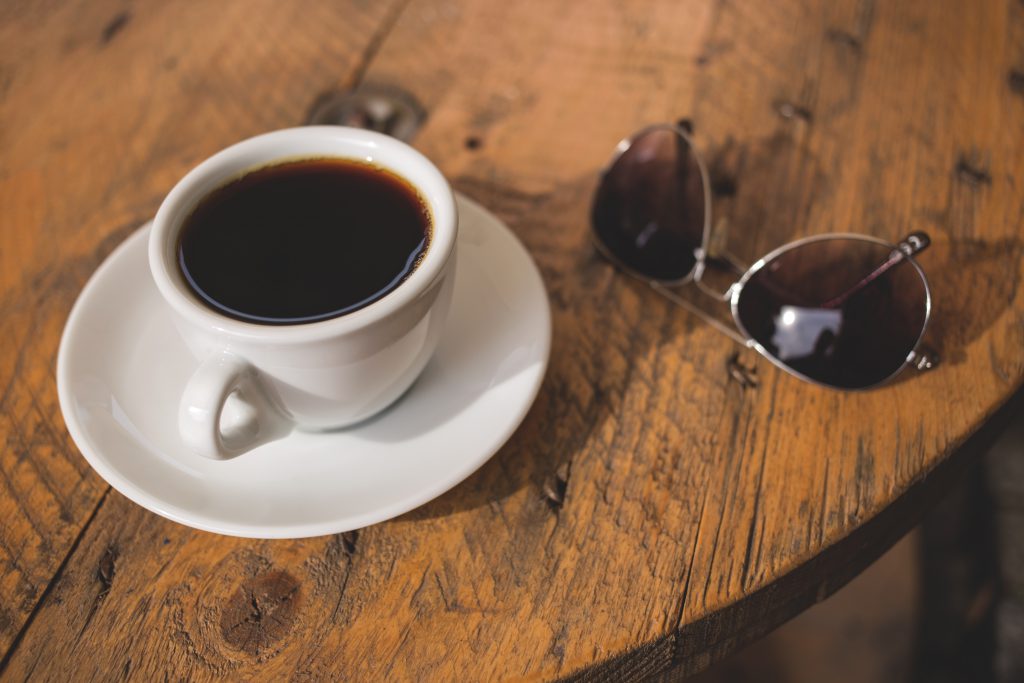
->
[592,123,937,391]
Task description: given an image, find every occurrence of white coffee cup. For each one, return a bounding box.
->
[149,126,458,459]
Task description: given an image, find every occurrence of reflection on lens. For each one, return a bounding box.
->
[734,237,928,389]
[591,126,707,282]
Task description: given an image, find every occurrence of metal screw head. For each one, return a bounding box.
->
[306,83,425,142]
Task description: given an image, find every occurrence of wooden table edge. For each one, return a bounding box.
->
[555,381,1024,682]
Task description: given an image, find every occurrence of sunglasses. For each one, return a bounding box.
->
[591,123,937,390]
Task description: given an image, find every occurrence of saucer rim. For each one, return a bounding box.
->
[56,194,551,538]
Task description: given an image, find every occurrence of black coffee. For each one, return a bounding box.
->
[177,158,430,324]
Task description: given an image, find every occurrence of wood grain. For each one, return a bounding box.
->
[1,0,1023,680]
[0,0,404,665]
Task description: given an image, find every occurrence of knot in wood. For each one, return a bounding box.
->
[955,157,991,187]
[825,27,861,51]
[220,570,301,655]
[100,11,131,45]
[1009,70,1024,95]
[710,173,738,198]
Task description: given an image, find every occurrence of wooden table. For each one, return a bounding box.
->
[1,0,1022,679]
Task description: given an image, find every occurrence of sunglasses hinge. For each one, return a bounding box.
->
[907,347,939,371]
[897,232,931,257]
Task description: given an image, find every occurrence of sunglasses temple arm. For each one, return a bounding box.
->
[820,232,931,310]
[650,282,751,347]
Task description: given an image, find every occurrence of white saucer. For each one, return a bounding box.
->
[57,194,551,538]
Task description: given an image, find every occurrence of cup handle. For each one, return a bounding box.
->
[178,352,291,460]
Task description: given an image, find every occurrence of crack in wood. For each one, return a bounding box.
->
[76,545,118,639]
[432,573,453,611]
[542,460,572,513]
[340,530,359,556]
[740,445,770,589]
[345,0,414,91]
[0,487,111,675]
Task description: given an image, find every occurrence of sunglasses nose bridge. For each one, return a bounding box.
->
[693,273,736,302]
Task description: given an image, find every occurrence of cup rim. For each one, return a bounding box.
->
[148,126,457,343]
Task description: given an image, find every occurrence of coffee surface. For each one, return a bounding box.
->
[177,158,430,324]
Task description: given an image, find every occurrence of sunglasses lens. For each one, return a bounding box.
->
[591,127,707,281]
[734,237,929,389]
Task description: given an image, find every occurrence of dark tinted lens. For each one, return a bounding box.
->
[734,237,928,389]
[591,127,707,281]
